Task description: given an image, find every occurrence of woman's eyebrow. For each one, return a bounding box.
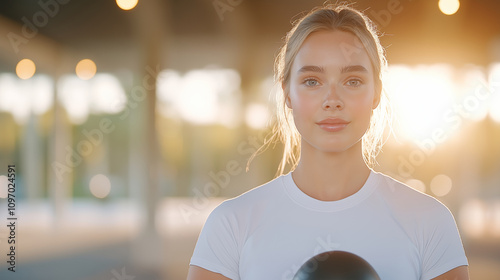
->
[298,65,325,73]
[297,65,368,74]
[340,65,368,73]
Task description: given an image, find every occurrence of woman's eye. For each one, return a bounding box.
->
[304,79,319,87]
[346,79,362,87]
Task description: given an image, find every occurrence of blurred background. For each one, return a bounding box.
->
[0,0,499,279]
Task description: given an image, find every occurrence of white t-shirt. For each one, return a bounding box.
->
[190,170,468,280]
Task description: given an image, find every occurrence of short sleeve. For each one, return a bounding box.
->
[190,202,241,280]
[420,203,468,280]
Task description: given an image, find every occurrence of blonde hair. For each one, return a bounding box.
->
[249,3,391,176]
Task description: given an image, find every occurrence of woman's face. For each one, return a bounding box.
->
[287,30,379,154]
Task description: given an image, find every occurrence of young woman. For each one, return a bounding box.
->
[188,4,469,280]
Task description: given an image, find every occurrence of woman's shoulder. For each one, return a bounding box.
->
[211,174,288,215]
[374,171,452,215]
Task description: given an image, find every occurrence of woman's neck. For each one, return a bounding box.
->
[291,141,371,201]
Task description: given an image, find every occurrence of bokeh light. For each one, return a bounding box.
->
[439,0,460,15]
[89,174,111,199]
[116,0,138,10]
[405,178,426,193]
[386,65,455,142]
[457,66,490,121]
[16,59,36,80]
[430,174,453,197]
[31,75,55,115]
[489,63,500,122]
[0,74,54,124]
[459,199,487,238]
[157,68,241,127]
[57,75,91,124]
[89,73,128,114]
[0,175,7,199]
[57,73,127,124]
[491,202,500,237]
[245,103,270,129]
[76,59,97,80]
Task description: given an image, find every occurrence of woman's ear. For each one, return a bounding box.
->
[285,96,292,109]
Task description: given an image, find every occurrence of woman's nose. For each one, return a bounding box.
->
[322,86,344,110]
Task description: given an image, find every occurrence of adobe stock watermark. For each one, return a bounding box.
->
[51,65,161,183]
[110,267,135,280]
[178,129,269,223]
[7,0,72,53]
[336,0,412,62]
[397,79,499,178]
[282,234,340,280]
[339,39,364,65]
[368,0,408,29]
[212,0,243,21]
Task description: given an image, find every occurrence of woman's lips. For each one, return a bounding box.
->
[316,118,350,132]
